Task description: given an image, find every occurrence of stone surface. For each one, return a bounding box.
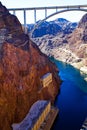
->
[0,2,61,130]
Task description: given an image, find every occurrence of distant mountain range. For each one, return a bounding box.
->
[27,18,77,37]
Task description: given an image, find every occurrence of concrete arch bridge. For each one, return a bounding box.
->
[9,5,87,35]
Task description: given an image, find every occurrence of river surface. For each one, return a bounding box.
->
[51,59,87,130]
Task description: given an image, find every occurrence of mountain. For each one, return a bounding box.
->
[78,13,87,42]
[67,13,87,71]
[33,13,87,74]
[0,2,61,130]
[53,18,77,34]
[27,18,77,37]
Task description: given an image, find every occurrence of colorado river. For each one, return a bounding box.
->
[51,59,87,130]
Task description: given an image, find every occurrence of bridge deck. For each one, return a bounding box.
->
[8,5,87,11]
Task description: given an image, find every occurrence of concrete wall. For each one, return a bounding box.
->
[32,101,51,130]
[41,73,52,87]
[12,100,51,130]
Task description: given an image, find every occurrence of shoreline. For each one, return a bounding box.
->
[51,56,87,75]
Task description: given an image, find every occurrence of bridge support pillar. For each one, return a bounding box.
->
[56,7,58,12]
[34,9,36,23]
[23,9,27,33]
[13,10,16,15]
[45,8,47,18]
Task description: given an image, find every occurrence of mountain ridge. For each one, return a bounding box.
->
[27,18,77,37]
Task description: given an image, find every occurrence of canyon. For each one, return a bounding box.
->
[32,14,87,74]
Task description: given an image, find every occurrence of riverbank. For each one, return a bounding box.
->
[50,47,87,75]
[80,66,87,74]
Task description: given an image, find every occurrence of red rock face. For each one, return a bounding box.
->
[0,2,61,130]
[68,14,87,59]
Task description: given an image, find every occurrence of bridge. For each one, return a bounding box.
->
[9,5,87,26]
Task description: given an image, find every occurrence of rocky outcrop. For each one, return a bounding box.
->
[78,14,87,42]
[68,13,87,71]
[0,2,61,130]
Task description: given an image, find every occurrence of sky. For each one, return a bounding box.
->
[1,0,87,24]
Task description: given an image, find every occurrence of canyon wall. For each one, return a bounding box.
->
[0,2,61,130]
[33,13,87,73]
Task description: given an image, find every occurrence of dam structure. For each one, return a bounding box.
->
[12,100,59,130]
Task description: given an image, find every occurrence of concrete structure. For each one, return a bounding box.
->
[40,73,52,87]
[8,5,87,24]
[8,5,87,34]
[12,100,51,130]
[39,106,59,130]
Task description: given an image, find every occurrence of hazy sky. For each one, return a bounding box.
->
[1,0,87,23]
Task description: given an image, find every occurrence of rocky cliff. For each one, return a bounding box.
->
[0,2,61,130]
[67,13,87,71]
[33,13,87,74]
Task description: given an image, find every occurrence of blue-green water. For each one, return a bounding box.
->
[51,59,87,130]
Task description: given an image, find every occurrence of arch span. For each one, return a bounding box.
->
[30,8,87,37]
[43,8,87,21]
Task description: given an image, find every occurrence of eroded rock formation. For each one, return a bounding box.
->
[0,2,61,130]
[33,13,87,73]
[68,13,87,70]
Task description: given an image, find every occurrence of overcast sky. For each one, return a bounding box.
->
[1,0,87,23]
